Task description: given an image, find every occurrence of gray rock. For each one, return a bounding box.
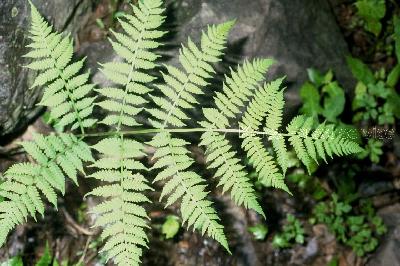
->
[82,0,353,126]
[0,0,91,137]
[367,204,400,266]
[167,0,354,112]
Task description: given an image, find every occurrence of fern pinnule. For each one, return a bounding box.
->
[96,0,166,129]
[0,133,93,246]
[25,2,97,133]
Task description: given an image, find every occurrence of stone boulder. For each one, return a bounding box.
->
[166,0,354,112]
[0,0,90,138]
[367,204,400,266]
[82,0,353,127]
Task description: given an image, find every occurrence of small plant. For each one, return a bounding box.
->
[348,12,400,113]
[347,56,400,125]
[0,256,23,266]
[272,214,305,249]
[287,172,327,200]
[35,242,52,266]
[248,224,268,241]
[162,215,180,239]
[300,68,345,123]
[354,0,386,36]
[313,194,386,256]
[357,138,383,163]
[299,68,361,145]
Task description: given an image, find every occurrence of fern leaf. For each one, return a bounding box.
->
[97,0,166,130]
[88,137,152,265]
[147,132,229,251]
[239,78,291,190]
[285,115,363,171]
[0,133,93,246]
[200,59,273,216]
[200,131,265,216]
[25,3,97,132]
[148,21,235,128]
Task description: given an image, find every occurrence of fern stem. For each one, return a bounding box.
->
[79,128,292,138]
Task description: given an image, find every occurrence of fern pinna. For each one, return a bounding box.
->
[0,1,95,248]
[0,0,363,265]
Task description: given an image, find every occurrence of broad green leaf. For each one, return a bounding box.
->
[162,215,180,239]
[322,82,345,122]
[248,224,268,240]
[394,16,400,61]
[346,56,375,85]
[387,90,400,117]
[300,82,322,118]
[386,65,400,88]
[355,0,385,36]
[0,256,23,266]
[35,242,52,266]
[307,68,324,87]
[365,20,382,36]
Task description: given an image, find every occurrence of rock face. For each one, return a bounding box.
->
[165,0,354,111]
[0,0,90,138]
[367,204,400,266]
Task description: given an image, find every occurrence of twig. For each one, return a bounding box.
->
[61,207,94,236]
[77,235,92,265]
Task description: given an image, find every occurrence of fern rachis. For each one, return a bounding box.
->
[0,1,363,265]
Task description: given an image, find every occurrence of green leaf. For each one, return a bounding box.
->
[387,90,400,117]
[355,0,386,19]
[346,56,375,85]
[321,81,345,122]
[248,224,268,240]
[386,65,400,88]
[162,215,180,239]
[300,82,322,118]
[35,242,52,266]
[307,68,324,87]
[272,234,289,248]
[355,0,385,36]
[0,256,23,266]
[394,16,400,61]
[365,20,382,36]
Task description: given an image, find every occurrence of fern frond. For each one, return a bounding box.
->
[285,115,363,172]
[89,2,167,264]
[199,59,273,216]
[25,3,97,132]
[147,132,229,251]
[88,137,152,265]
[97,0,166,129]
[148,21,235,128]
[0,133,93,246]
